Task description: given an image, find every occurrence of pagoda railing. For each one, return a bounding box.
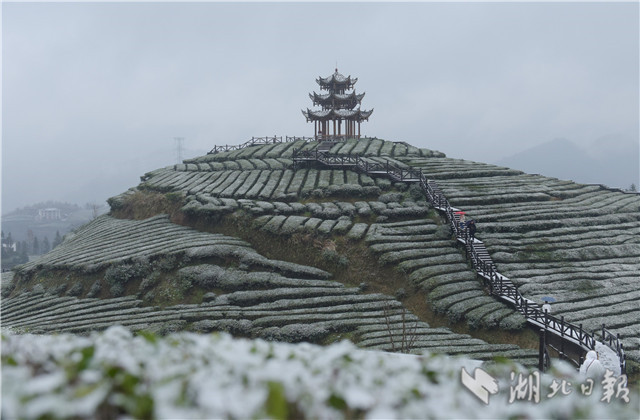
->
[208,136,315,154]
[315,134,356,142]
[207,135,383,155]
[292,149,626,374]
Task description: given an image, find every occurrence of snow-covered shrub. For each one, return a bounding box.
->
[305,202,322,214]
[262,323,330,343]
[355,201,372,217]
[335,202,357,216]
[321,249,349,267]
[178,265,225,289]
[139,273,161,292]
[258,171,283,200]
[273,201,294,214]
[393,182,409,191]
[32,283,45,294]
[155,255,179,272]
[261,215,287,234]
[237,253,330,279]
[290,202,307,214]
[104,262,152,287]
[369,201,387,213]
[318,220,338,235]
[271,169,294,200]
[362,186,382,196]
[66,281,83,297]
[317,170,332,188]
[375,177,392,190]
[327,184,364,198]
[379,192,403,203]
[435,224,452,239]
[109,282,125,297]
[156,274,193,302]
[394,288,407,300]
[499,311,527,330]
[255,200,275,211]
[332,217,353,235]
[203,292,217,302]
[465,303,508,329]
[303,218,323,231]
[347,223,369,240]
[381,206,429,219]
[252,215,273,229]
[317,202,342,219]
[280,216,309,235]
[86,280,101,298]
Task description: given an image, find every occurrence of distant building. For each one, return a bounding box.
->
[36,208,61,221]
[2,242,16,252]
[302,68,373,140]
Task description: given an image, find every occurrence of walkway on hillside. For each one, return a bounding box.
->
[292,147,626,374]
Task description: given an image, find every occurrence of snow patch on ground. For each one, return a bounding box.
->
[2,326,634,419]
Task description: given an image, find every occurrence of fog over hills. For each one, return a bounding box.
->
[494,135,639,189]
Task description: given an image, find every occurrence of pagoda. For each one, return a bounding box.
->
[302,69,373,140]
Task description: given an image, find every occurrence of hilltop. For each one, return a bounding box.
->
[3,137,639,373]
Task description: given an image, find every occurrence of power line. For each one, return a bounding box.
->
[174,137,184,164]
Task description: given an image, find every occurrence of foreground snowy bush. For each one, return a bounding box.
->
[2,326,634,419]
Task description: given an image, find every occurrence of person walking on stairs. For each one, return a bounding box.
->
[467,220,476,241]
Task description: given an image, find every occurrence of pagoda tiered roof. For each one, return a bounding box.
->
[309,91,366,109]
[302,108,373,121]
[316,70,357,91]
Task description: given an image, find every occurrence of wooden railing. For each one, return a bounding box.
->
[601,325,627,374]
[208,136,315,154]
[292,149,627,373]
[293,150,423,182]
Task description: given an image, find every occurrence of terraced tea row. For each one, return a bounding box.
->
[5,214,332,302]
[13,215,252,274]
[365,219,526,331]
[137,167,404,201]
[187,138,443,165]
[181,195,430,224]
[3,208,538,364]
[0,288,537,365]
[397,154,640,362]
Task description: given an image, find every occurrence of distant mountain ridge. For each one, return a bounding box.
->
[494,137,638,189]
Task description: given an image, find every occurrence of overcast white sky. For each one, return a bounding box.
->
[2,1,639,213]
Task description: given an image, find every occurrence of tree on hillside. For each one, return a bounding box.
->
[5,232,13,247]
[52,231,63,249]
[1,232,15,259]
[628,183,637,192]
[42,236,51,254]
[32,236,40,255]
[18,246,28,264]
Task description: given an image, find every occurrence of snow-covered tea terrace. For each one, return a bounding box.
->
[1,326,635,419]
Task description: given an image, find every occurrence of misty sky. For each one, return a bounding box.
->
[2,1,639,213]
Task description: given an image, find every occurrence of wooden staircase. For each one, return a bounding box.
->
[292,147,627,374]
